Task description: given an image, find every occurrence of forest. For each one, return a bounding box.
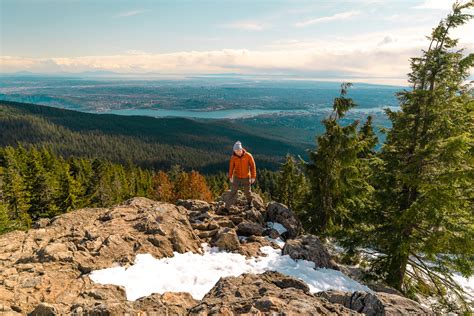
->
[0,100,307,173]
[0,3,473,313]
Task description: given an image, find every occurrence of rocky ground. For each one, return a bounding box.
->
[0,191,431,315]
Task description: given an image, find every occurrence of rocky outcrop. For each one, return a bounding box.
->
[0,197,202,314]
[265,201,302,239]
[283,234,339,269]
[219,190,266,212]
[182,190,281,257]
[316,290,432,315]
[189,271,360,315]
[0,191,431,315]
[210,227,240,251]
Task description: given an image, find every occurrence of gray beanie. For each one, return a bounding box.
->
[233,141,243,151]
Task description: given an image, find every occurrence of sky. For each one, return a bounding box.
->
[1,0,473,85]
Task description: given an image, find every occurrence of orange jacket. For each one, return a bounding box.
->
[229,149,256,179]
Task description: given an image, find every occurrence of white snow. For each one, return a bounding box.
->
[89,242,371,301]
[266,222,288,235]
[452,273,474,303]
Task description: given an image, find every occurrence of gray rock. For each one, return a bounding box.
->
[237,222,265,236]
[28,302,58,316]
[176,199,211,213]
[282,234,338,269]
[189,271,359,315]
[265,202,302,239]
[316,290,431,316]
[210,228,241,252]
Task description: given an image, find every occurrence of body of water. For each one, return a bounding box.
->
[91,108,305,119]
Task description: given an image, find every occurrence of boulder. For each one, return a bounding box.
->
[28,303,58,316]
[237,222,265,237]
[210,228,241,252]
[239,236,279,257]
[316,290,431,315]
[219,190,265,210]
[265,202,302,239]
[263,227,280,239]
[282,234,338,269]
[188,271,360,315]
[176,199,211,213]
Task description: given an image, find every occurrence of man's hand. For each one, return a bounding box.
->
[250,178,256,184]
[229,177,233,183]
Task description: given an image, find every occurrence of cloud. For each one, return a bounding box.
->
[223,21,267,31]
[412,0,453,10]
[2,24,472,86]
[295,10,360,27]
[0,47,416,85]
[114,10,145,18]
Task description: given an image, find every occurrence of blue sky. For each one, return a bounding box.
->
[1,0,473,84]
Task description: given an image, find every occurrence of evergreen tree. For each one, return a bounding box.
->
[24,147,59,219]
[367,2,473,310]
[275,154,309,213]
[0,202,11,234]
[1,147,31,224]
[88,159,112,207]
[304,83,376,235]
[55,160,80,213]
[206,171,229,199]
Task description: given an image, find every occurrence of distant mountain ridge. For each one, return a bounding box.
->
[0,100,308,173]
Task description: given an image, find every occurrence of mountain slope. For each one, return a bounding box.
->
[0,192,431,315]
[0,101,309,173]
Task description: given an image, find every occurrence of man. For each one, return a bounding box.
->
[226,141,256,209]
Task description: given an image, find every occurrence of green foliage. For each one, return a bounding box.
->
[275,154,309,215]
[1,145,262,235]
[0,100,307,173]
[0,202,11,234]
[358,2,474,311]
[303,83,377,236]
[0,145,154,231]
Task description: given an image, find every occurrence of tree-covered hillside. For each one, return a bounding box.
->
[0,101,308,173]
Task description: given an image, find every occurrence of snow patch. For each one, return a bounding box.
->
[452,273,474,303]
[89,243,371,301]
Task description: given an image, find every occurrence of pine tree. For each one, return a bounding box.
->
[88,159,113,207]
[304,83,376,235]
[275,154,309,213]
[0,201,11,234]
[55,160,80,213]
[367,2,473,309]
[24,147,58,219]
[1,147,31,224]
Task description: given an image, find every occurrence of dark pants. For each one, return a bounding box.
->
[226,176,252,208]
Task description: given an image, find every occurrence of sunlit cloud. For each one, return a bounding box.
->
[412,0,454,10]
[2,21,472,86]
[295,10,360,27]
[223,21,268,31]
[114,10,145,18]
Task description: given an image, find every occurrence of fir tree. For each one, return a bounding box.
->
[275,154,309,213]
[304,83,376,235]
[56,160,80,213]
[0,202,11,234]
[24,147,59,219]
[367,2,473,310]
[1,147,31,223]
